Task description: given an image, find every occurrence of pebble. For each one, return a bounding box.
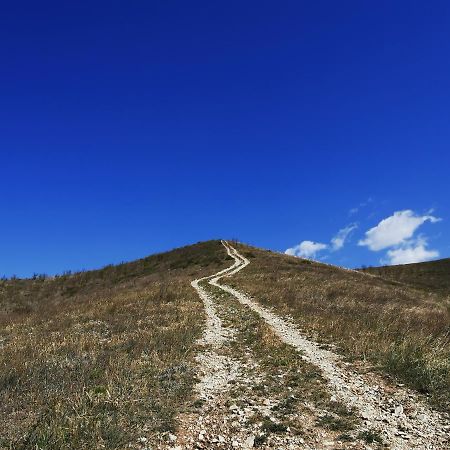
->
[244,435,255,448]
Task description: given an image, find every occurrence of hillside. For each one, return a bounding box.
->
[230,244,450,411]
[0,241,231,449]
[1,240,449,449]
[358,258,450,295]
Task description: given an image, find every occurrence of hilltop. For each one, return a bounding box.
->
[0,240,449,449]
[359,258,450,295]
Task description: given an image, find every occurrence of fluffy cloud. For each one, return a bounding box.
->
[331,224,358,251]
[358,210,440,251]
[285,209,442,266]
[285,241,328,258]
[286,223,356,260]
[385,237,439,265]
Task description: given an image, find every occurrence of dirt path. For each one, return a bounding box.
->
[176,246,351,449]
[162,240,449,449]
[216,241,450,450]
[190,262,242,403]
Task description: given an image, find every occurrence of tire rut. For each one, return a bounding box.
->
[217,241,450,450]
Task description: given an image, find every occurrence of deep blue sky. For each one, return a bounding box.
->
[1,1,449,277]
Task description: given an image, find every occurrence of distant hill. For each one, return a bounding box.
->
[358,258,450,295]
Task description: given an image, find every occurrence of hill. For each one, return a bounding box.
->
[1,240,449,449]
[358,258,450,295]
[230,244,450,410]
[0,241,231,449]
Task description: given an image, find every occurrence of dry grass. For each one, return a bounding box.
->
[360,258,450,295]
[0,241,230,449]
[229,244,450,412]
[2,238,448,448]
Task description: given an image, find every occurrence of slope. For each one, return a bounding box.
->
[228,243,450,413]
[2,239,449,450]
[359,258,450,295]
[171,241,449,449]
[0,240,231,449]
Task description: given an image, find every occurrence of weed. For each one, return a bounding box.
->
[261,419,288,433]
[253,434,268,446]
[358,429,383,444]
[316,414,355,432]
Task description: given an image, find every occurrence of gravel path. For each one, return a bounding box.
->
[217,241,450,450]
[181,248,343,449]
[190,261,242,403]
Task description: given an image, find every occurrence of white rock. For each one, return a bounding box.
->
[244,435,255,448]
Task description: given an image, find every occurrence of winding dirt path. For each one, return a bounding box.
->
[190,258,242,401]
[183,242,341,449]
[216,241,450,450]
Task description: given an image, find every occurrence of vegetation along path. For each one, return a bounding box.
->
[174,241,450,450]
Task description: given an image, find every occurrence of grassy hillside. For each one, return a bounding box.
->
[229,244,450,412]
[0,241,230,450]
[2,239,449,448]
[359,258,450,295]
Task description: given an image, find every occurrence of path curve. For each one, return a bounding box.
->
[190,251,243,400]
[212,240,449,450]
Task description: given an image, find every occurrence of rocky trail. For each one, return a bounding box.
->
[158,241,449,450]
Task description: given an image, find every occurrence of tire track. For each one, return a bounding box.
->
[215,241,450,450]
[190,255,243,401]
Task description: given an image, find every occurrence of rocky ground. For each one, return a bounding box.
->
[148,241,450,450]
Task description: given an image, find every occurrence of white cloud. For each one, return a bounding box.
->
[331,223,358,251]
[358,210,440,251]
[385,237,439,265]
[285,241,328,258]
[286,222,356,260]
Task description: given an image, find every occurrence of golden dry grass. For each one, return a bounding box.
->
[2,239,449,448]
[230,243,450,412]
[0,241,230,449]
[360,258,450,295]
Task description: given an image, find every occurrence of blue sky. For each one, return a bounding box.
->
[1,1,449,277]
